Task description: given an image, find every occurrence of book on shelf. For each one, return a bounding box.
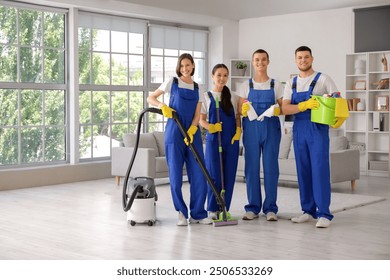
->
[346,98,361,111]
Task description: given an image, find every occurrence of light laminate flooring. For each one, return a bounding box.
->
[0,175,389,260]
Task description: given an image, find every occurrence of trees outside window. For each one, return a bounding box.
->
[0,5,66,166]
[0,4,208,167]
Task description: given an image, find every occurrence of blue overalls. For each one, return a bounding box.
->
[164,77,208,220]
[243,79,281,215]
[205,92,239,212]
[290,73,333,220]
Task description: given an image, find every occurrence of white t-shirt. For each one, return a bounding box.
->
[283,71,338,100]
[158,77,205,103]
[200,90,238,116]
[236,78,284,102]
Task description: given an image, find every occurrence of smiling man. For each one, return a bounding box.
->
[282,46,339,228]
[237,49,283,222]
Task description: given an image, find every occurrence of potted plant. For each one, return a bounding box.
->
[235,61,247,76]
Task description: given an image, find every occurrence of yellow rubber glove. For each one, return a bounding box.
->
[274,107,281,116]
[331,117,346,129]
[241,102,250,117]
[208,122,222,134]
[184,125,198,146]
[231,127,242,144]
[161,104,175,118]
[298,98,319,112]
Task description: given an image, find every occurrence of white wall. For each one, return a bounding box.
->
[238,8,354,94]
[208,21,239,89]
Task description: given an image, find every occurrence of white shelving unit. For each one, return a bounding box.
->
[345,51,390,176]
[229,59,252,93]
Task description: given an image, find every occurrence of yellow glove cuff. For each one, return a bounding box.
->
[274,107,281,116]
[298,102,307,112]
[231,127,242,144]
[208,122,222,134]
[188,125,198,135]
[161,104,174,118]
[242,102,250,117]
[331,117,346,129]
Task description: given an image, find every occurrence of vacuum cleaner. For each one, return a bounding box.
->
[122,107,238,227]
[122,108,159,226]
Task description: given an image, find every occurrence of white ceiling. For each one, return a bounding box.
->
[115,0,390,20]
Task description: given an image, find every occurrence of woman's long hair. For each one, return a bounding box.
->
[212,64,233,116]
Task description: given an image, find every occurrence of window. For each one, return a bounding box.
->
[0,2,209,167]
[0,4,67,166]
[78,12,147,160]
[148,24,208,131]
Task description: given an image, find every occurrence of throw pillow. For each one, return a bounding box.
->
[122,133,159,157]
[330,136,348,153]
[153,131,165,156]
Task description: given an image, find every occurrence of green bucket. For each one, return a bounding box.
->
[310,96,336,125]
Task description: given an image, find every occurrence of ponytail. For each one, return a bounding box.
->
[220,85,234,116]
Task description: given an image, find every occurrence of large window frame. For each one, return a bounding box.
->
[148,24,208,132]
[0,2,68,167]
[77,11,148,161]
[0,1,209,167]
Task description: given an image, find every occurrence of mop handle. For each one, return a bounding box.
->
[215,97,225,194]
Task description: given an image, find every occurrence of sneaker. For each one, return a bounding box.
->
[242,211,259,220]
[177,212,188,226]
[208,212,218,220]
[316,217,331,228]
[266,212,278,221]
[291,213,314,223]
[189,217,213,225]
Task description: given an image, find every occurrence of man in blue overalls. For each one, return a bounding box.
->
[282,46,341,228]
[237,49,283,222]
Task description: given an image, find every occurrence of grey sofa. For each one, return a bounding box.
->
[236,134,360,190]
[111,131,186,185]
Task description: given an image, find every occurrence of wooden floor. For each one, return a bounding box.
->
[0,175,389,260]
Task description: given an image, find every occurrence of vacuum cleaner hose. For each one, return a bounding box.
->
[122,107,162,211]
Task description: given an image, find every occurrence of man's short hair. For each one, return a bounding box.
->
[295,46,312,56]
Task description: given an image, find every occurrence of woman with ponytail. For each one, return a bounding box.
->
[200,64,241,219]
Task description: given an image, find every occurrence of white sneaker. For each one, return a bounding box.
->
[316,217,331,228]
[189,217,213,225]
[208,212,218,220]
[266,212,278,221]
[291,213,314,223]
[242,211,259,220]
[177,212,188,226]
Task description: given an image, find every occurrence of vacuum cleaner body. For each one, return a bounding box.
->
[125,177,157,226]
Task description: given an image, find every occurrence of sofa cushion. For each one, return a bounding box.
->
[123,133,159,157]
[330,136,348,152]
[153,131,165,156]
[155,156,169,173]
[286,136,348,158]
[279,133,292,159]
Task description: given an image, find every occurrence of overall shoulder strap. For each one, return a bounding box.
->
[270,79,275,88]
[249,78,254,89]
[309,72,321,92]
